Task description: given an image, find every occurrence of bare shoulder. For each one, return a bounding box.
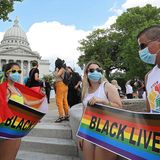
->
[104,81,117,91]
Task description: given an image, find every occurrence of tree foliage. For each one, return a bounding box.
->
[78,4,160,80]
[0,0,23,21]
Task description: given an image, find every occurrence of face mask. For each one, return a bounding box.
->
[88,71,102,82]
[139,47,156,65]
[9,72,21,82]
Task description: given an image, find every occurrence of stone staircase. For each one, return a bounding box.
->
[16,99,80,160]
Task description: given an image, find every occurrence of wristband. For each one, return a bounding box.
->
[108,101,112,106]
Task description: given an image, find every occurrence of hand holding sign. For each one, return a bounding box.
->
[88,96,111,106]
[0,82,48,139]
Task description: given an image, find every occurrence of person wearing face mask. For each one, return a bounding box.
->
[0,62,44,159]
[0,62,22,160]
[4,63,44,105]
[137,25,160,113]
[78,61,122,160]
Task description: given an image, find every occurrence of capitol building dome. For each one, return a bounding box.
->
[0,17,31,51]
[0,17,50,80]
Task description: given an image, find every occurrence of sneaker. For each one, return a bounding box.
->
[55,117,64,123]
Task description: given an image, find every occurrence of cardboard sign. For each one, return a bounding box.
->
[77,104,160,160]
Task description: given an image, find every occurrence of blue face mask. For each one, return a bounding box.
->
[88,71,102,82]
[139,47,156,65]
[9,72,21,82]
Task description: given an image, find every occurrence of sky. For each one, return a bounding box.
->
[0,0,160,71]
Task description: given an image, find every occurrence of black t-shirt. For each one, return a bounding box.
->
[29,68,41,87]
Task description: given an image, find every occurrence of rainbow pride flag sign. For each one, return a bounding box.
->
[0,82,48,139]
[77,104,160,160]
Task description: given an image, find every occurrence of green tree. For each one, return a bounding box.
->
[111,4,160,79]
[78,29,123,78]
[0,0,23,21]
[78,4,160,80]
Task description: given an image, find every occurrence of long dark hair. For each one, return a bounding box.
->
[55,58,66,70]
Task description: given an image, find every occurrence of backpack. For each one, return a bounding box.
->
[62,71,70,85]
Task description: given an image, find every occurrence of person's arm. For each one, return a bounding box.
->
[33,68,40,81]
[55,68,64,77]
[75,74,82,89]
[24,97,44,106]
[74,81,81,89]
[144,73,151,112]
[146,96,150,112]
[34,72,39,81]
[104,83,122,108]
[88,83,122,108]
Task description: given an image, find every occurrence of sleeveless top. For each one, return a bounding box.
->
[146,65,160,112]
[82,81,108,108]
[54,70,64,82]
[8,88,24,105]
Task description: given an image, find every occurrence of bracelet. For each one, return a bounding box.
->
[108,101,112,106]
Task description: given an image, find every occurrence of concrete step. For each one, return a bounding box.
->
[20,136,78,156]
[16,150,80,160]
[28,123,72,139]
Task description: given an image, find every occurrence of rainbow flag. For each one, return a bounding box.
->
[0,82,48,139]
[77,104,160,160]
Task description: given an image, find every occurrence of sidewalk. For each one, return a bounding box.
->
[40,98,70,125]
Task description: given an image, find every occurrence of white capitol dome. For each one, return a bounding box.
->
[0,17,31,51]
[0,17,50,79]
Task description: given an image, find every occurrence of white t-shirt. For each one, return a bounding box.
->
[125,84,133,94]
[146,65,160,112]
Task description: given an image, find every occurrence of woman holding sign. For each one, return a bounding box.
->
[79,61,122,160]
[0,62,43,160]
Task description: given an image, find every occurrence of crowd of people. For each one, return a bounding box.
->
[53,58,82,122]
[1,24,160,159]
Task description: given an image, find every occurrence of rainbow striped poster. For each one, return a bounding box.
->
[0,82,48,139]
[77,104,160,160]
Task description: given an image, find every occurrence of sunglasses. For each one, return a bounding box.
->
[7,69,22,74]
[88,68,103,73]
[139,43,148,50]
[138,39,157,50]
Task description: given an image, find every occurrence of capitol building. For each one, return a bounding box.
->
[0,18,50,81]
